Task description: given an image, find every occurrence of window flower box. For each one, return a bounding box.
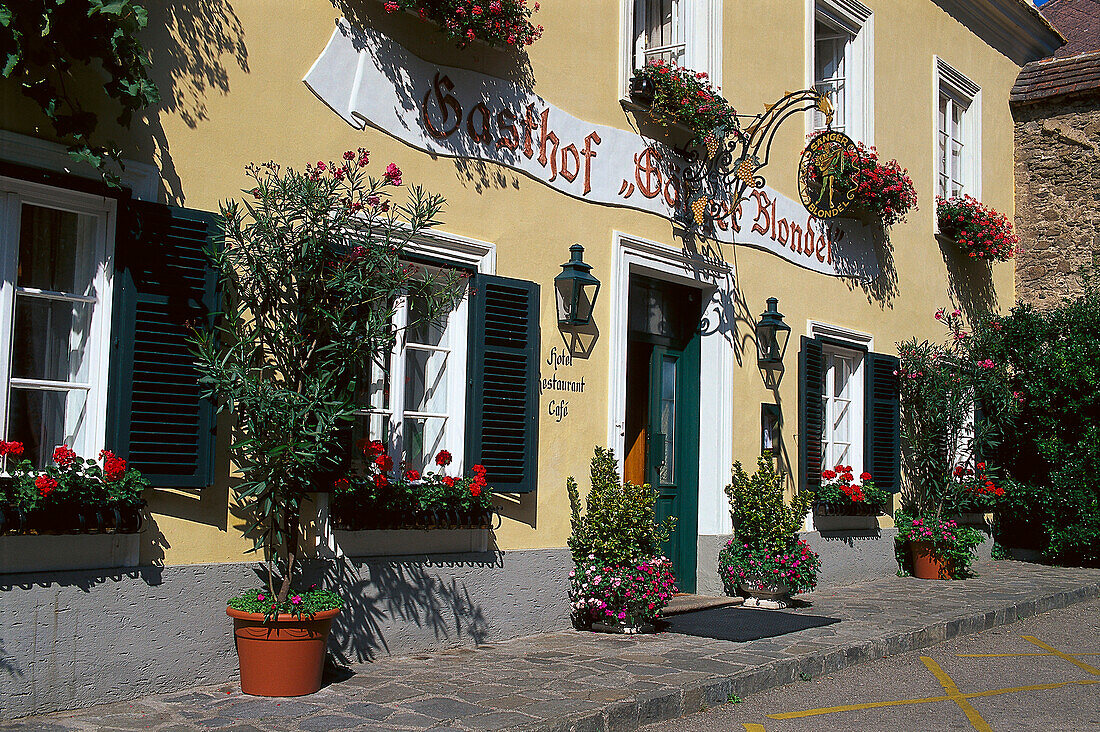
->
[627,60,739,141]
[936,195,1018,261]
[380,0,543,49]
[0,443,148,573]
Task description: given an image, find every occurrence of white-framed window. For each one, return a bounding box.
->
[935,58,981,201]
[808,0,873,143]
[356,273,470,474]
[620,0,722,96]
[0,178,115,467]
[821,345,864,471]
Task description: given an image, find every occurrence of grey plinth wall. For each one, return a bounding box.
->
[696,529,992,596]
[0,548,569,720]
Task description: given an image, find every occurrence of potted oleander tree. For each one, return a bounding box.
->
[191,151,464,696]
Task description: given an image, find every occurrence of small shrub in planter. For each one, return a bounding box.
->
[382,0,543,49]
[801,136,917,227]
[629,59,738,138]
[936,195,1018,261]
[718,539,820,596]
[722,452,819,600]
[0,442,148,534]
[813,465,889,515]
[566,447,676,630]
[331,445,493,528]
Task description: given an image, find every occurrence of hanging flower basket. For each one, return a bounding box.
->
[800,135,917,227]
[936,195,1017,261]
[381,0,543,49]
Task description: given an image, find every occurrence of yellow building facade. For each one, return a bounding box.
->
[0,0,1062,716]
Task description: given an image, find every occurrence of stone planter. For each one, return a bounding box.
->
[739,576,791,601]
[591,620,656,635]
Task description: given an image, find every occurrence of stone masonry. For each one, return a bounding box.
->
[1013,95,1100,307]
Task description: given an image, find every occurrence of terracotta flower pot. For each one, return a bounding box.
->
[909,540,953,580]
[227,606,340,696]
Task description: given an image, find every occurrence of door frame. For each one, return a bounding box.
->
[607,232,736,542]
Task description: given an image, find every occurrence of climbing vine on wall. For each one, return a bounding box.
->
[0,0,159,184]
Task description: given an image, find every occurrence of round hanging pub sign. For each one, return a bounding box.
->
[798,130,859,219]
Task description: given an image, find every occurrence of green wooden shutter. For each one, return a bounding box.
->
[466,274,540,493]
[107,201,218,488]
[798,336,825,494]
[864,351,901,494]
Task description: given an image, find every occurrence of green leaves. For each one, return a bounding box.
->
[567,447,673,566]
[725,452,812,553]
[3,0,158,183]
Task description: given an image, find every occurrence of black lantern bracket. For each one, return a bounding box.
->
[756,296,791,370]
[554,243,601,327]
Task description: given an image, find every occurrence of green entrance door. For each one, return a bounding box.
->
[644,338,700,592]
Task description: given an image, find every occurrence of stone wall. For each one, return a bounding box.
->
[1013,96,1100,308]
[0,548,570,720]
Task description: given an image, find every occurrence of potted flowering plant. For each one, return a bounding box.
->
[936,195,1018,261]
[950,461,1003,521]
[567,447,677,633]
[895,514,984,580]
[569,557,677,634]
[381,0,543,49]
[718,539,820,599]
[801,136,917,227]
[720,452,818,606]
[628,59,739,139]
[190,151,465,696]
[896,309,1018,579]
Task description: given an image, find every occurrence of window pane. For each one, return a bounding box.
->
[18,205,96,295]
[407,293,447,347]
[404,416,446,474]
[12,297,93,383]
[405,347,448,414]
[659,355,676,483]
[7,387,89,466]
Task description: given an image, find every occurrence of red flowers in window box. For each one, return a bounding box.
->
[630,59,739,138]
[936,195,1017,261]
[382,0,543,49]
[815,464,890,513]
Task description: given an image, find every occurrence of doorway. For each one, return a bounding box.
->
[623,275,702,592]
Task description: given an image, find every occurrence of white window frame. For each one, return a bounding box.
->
[806,0,874,145]
[357,230,494,474]
[934,57,982,207]
[808,320,872,477]
[619,0,723,98]
[0,177,116,464]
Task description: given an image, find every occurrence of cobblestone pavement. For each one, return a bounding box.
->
[4,560,1099,732]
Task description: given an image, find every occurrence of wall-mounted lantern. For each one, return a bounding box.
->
[756,297,791,367]
[554,243,601,326]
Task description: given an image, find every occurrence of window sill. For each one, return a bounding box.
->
[0,532,140,573]
[332,527,491,556]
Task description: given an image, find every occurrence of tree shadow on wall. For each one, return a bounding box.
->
[138,0,250,204]
[941,238,997,320]
[303,553,498,664]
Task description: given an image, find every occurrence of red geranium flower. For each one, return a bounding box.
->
[35,475,57,497]
[404,469,421,481]
[435,450,452,467]
[53,445,77,468]
[375,454,394,472]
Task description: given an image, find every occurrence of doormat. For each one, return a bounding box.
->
[659,606,840,642]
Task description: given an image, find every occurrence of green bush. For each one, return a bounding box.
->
[725,452,813,553]
[969,287,1100,567]
[566,447,673,566]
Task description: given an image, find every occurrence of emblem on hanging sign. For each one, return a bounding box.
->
[798,130,859,220]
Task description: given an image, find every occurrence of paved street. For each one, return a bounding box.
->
[1,560,1098,731]
[643,597,1100,732]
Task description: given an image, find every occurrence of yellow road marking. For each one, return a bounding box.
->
[1021,636,1100,676]
[766,678,1100,720]
[742,725,766,731]
[958,652,1100,658]
[919,657,994,732]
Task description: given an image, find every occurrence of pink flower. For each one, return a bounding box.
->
[291,595,302,605]
[384,163,402,186]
